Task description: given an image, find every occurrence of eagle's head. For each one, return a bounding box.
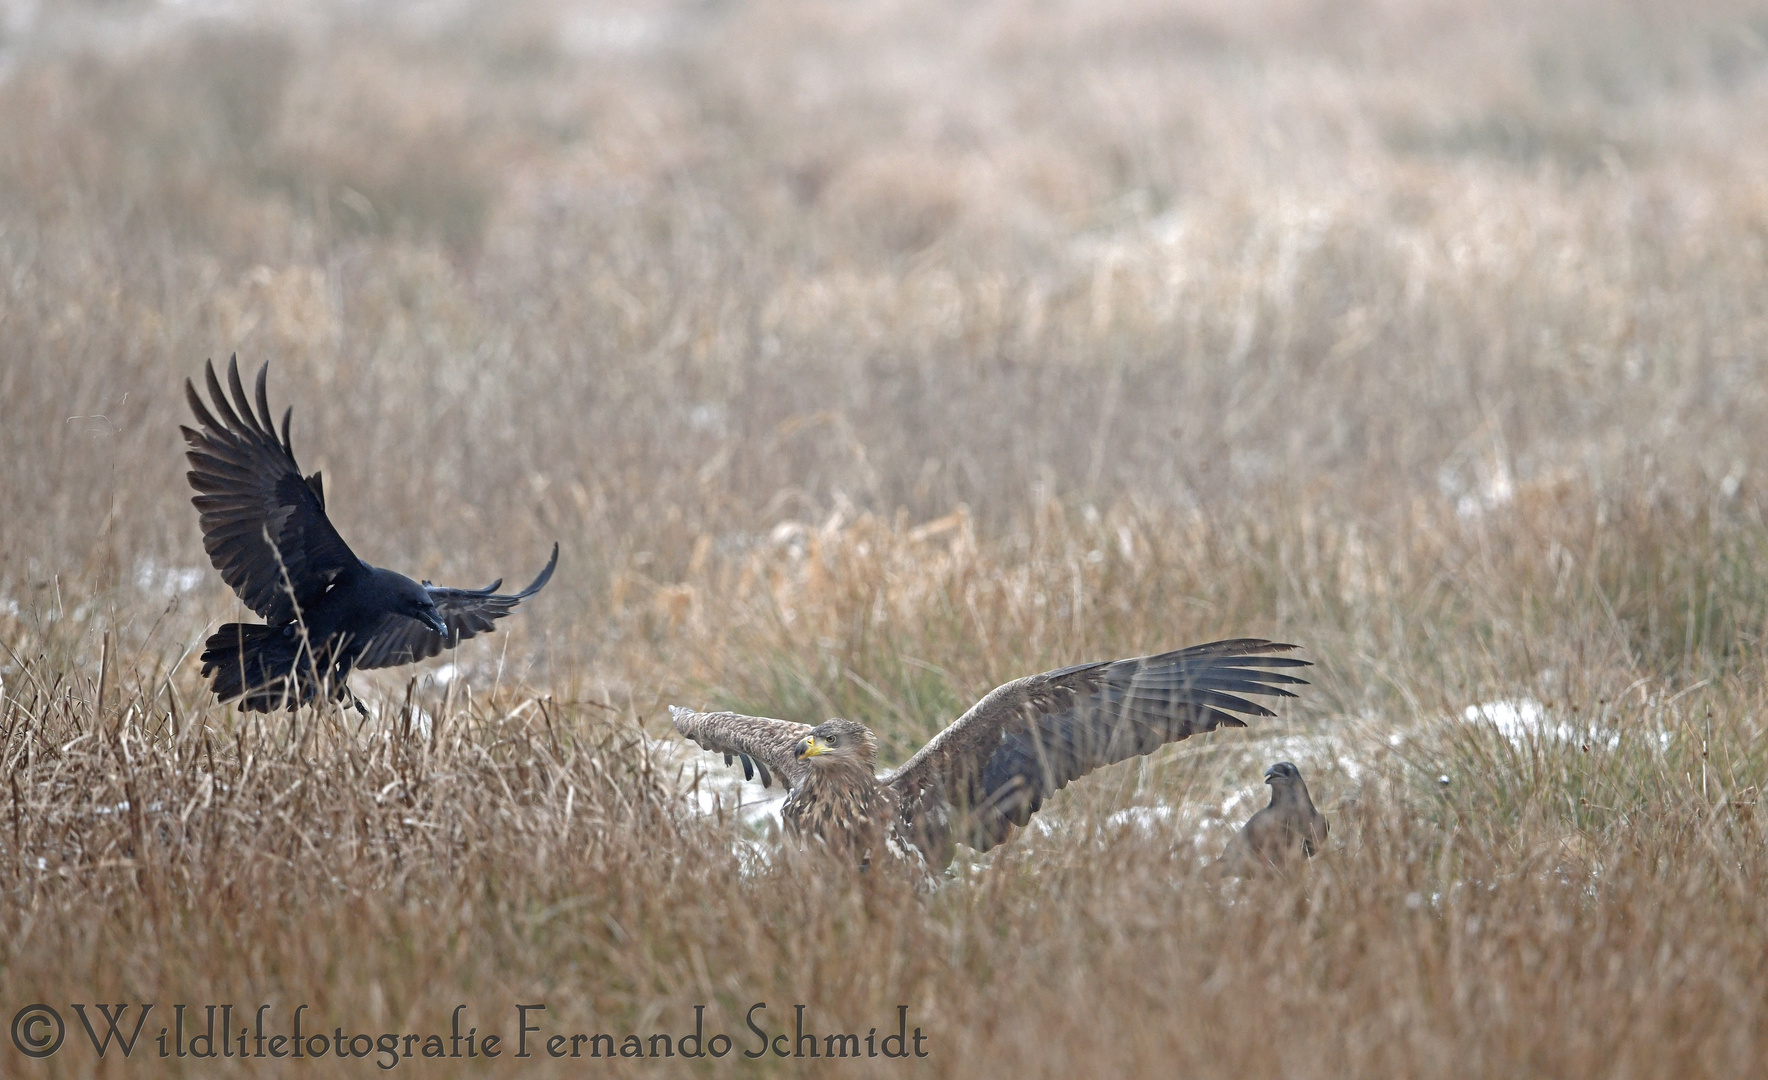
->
[794,718,879,773]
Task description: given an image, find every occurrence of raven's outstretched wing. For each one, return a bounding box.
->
[888,639,1309,863]
[183,356,361,624]
[353,544,559,670]
[668,706,813,791]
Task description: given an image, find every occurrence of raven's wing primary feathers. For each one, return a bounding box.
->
[182,356,361,624]
[353,544,559,670]
[888,639,1309,859]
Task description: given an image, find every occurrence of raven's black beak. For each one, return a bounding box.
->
[422,610,449,638]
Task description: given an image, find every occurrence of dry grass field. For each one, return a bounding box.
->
[4,0,1768,1074]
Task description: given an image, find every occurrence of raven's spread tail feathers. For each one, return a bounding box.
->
[199,622,326,712]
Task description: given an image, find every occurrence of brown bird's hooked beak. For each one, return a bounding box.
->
[1264,764,1281,784]
[795,735,828,760]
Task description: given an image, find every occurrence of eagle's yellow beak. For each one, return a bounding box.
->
[795,735,827,760]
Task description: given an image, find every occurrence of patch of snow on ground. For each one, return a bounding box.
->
[1217,785,1260,821]
[403,708,434,740]
[1463,698,1620,750]
[649,736,787,832]
[1106,804,1174,836]
[134,560,204,597]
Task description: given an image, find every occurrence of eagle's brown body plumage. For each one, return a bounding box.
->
[783,751,896,864]
[672,638,1310,869]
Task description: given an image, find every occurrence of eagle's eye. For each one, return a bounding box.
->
[826,735,840,746]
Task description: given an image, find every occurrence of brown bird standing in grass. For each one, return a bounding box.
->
[1220,761,1328,873]
[672,639,1309,869]
[182,356,558,713]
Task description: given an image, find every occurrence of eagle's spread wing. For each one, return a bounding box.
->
[669,706,814,791]
[888,639,1308,862]
[183,356,361,624]
[353,544,559,670]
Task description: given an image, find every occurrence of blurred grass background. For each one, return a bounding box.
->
[3,0,1768,1075]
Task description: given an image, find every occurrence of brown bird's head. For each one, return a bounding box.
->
[794,719,879,774]
[1265,761,1306,787]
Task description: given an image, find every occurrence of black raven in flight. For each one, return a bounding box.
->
[182,356,557,713]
